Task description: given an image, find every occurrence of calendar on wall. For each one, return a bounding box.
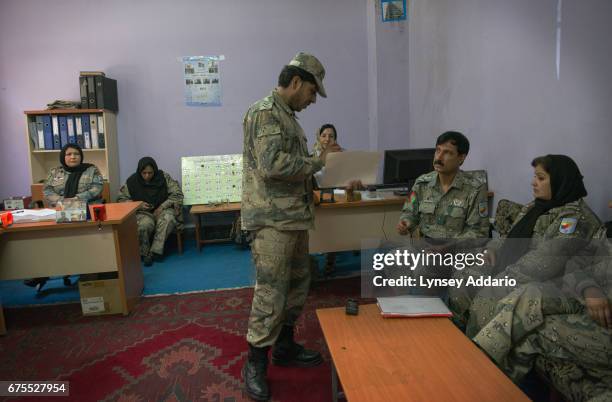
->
[181,154,242,205]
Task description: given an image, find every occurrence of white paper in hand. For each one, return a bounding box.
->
[316,151,381,188]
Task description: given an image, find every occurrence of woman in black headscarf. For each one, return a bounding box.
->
[43,143,104,206]
[117,157,184,266]
[462,155,603,335]
[26,144,104,291]
[456,156,610,393]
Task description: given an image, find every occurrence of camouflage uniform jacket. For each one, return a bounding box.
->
[241,90,324,231]
[399,170,489,239]
[561,225,610,301]
[116,171,184,230]
[488,198,603,283]
[43,165,104,206]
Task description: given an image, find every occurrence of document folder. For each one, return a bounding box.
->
[94,76,118,112]
[377,296,452,318]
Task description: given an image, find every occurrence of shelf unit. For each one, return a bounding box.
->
[24,109,120,202]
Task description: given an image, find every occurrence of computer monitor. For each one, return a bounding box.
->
[383,148,436,186]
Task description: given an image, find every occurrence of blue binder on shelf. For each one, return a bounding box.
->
[58,116,68,147]
[66,115,76,144]
[81,114,91,149]
[42,115,53,150]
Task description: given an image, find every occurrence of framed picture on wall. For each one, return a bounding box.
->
[381,0,407,22]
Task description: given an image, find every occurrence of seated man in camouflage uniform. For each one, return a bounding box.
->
[117,157,183,267]
[396,131,489,239]
[241,52,340,401]
[394,131,489,296]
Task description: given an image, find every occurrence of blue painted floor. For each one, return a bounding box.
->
[0,232,361,307]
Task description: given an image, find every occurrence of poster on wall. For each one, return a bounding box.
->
[182,55,223,106]
[181,154,242,205]
[381,0,407,22]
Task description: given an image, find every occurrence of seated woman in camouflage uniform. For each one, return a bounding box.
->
[464,155,602,335]
[24,143,104,291]
[117,157,183,267]
[470,229,611,401]
[451,155,609,398]
[312,124,340,275]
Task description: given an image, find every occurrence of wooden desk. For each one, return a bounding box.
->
[0,202,143,334]
[311,192,405,253]
[189,191,494,253]
[317,304,530,402]
[190,202,241,251]
[189,193,406,253]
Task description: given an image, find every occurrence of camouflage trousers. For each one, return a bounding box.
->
[136,210,176,257]
[246,228,311,347]
[471,283,611,386]
[448,264,494,331]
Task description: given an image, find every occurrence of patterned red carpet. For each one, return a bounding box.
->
[0,277,361,402]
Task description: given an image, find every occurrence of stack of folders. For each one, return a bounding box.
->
[79,71,118,112]
[377,296,453,318]
[28,113,106,150]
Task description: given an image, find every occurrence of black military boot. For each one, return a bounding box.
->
[242,344,270,401]
[271,325,322,367]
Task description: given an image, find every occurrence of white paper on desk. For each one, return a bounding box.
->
[11,208,57,223]
[316,151,381,188]
[377,296,452,317]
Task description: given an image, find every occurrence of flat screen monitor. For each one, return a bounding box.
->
[383,148,435,186]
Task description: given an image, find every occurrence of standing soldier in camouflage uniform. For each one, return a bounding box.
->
[117,157,183,267]
[25,143,104,291]
[241,52,339,401]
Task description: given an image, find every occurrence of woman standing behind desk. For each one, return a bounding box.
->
[24,143,104,291]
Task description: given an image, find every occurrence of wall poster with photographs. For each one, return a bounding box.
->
[182,55,223,106]
[381,0,407,22]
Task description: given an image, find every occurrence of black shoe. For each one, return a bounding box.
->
[24,277,48,292]
[271,326,322,367]
[143,255,153,267]
[242,344,270,401]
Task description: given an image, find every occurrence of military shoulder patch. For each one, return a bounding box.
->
[478,201,488,218]
[559,217,578,234]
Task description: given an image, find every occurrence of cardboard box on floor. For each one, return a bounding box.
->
[79,272,122,316]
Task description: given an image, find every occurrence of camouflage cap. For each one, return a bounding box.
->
[288,52,327,98]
